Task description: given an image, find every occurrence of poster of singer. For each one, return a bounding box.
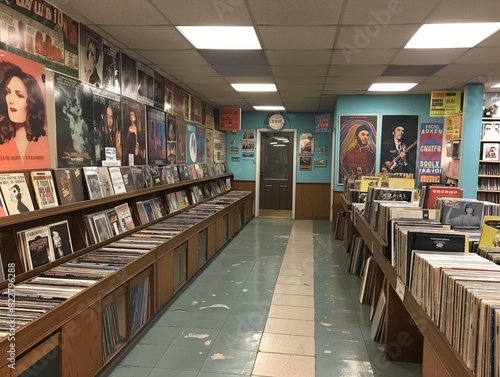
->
[338,115,377,184]
[0,49,51,171]
[380,115,419,177]
[54,73,95,167]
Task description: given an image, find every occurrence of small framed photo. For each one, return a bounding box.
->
[318,145,326,154]
[314,159,327,168]
[483,142,500,161]
[482,121,500,141]
[300,156,312,170]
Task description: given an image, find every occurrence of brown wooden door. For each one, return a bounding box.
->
[259,132,293,210]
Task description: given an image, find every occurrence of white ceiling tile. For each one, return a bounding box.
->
[248,0,343,25]
[100,26,189,50]
[391,49,468,65]
[272,66,329,77]
[159,65,219,76]
[342,0,440,24]
[239,93,282,100]
[266,50,332,66]
[435,64,499,77]
[328,65,388,76]
[425,0,500,22]
[331,48,398,65]
[61,0,168,25]
[136,50,206,66]
[173,76,228,85]
[258,26,337,49]
[151,0,253,24]
[281,91,323,98]
[181,83,234,92]
[335,25,420,50]
[278,84,324,91]
[324,84,371,91]
[275,77,326,85]
[326,76,378,84]
[454,48,500,64]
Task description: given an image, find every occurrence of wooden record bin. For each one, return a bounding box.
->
[346,206,475,377]
[0,171,255,377]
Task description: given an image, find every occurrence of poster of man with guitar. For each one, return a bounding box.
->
[380,115,419,176]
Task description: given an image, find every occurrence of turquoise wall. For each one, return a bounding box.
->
[228,112,332,183]
[333,94,444,191]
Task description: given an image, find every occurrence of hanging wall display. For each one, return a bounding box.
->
[380,115,419,177]
[79,24,103,88]
[338,115,377,185]
[54,73,95,167]
[93,90,121,164]
[0,0,79,77]
[176,119,187,164]
[167,115,177,164]
[418,122,443,185]
[299,133,314,156]
[102,40,121,94]
[121,52,137,100]
[213,130,226,163]
[147,106,167,166]
[121,97,146,166]
[0,49,51,171]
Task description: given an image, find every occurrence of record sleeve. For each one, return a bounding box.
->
[30,171,58,209]
[48,220,74,260]
[0,172,35,215]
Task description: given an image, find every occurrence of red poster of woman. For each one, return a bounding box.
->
[0,49,50,171]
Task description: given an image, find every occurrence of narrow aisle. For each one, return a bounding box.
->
[104,217,294,377]
[102,219,423,377]
[313,221,422,377]
[253,220,316,376]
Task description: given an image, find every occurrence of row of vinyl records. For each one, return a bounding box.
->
[341,179,500,375]
[0,191,251,339]
[478,177,500,191]
[0,162,229,216]
[479,162,500,176]
[9,178,233,277]
[344,212,500,372]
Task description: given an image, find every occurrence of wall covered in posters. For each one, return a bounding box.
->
[229,112,332,183]
[334,94,441,191]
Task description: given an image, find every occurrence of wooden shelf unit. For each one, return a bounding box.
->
[353,209,474,377]
[0,174,255,377]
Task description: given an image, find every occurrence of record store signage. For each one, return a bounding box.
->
[429,91,462,117]
[418,122,443,185]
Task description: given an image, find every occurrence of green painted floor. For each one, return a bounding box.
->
[101,218,422,377]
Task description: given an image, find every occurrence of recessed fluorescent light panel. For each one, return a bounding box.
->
[368,83,417,92]
[231,84,277,92]
[492,83,500,88]
[405,22,500,48]
[176,26,261,49]
[253,106,286,111]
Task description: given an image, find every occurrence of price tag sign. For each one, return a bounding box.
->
[396,277,405,302]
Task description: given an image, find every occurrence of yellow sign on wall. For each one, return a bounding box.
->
[430,91,462,117]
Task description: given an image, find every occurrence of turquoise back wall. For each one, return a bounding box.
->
[333,94,443,191]
[227,94,450,190]
[228,112,332,183]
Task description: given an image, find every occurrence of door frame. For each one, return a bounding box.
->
[255,128,297,218]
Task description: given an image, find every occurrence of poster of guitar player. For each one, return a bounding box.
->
[380,115,419,177]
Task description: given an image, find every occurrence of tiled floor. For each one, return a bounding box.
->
[102,218,422,377]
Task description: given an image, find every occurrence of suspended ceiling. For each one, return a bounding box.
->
[57,0,500,112]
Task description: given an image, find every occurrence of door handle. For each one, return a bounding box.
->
[260,171,264,177]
